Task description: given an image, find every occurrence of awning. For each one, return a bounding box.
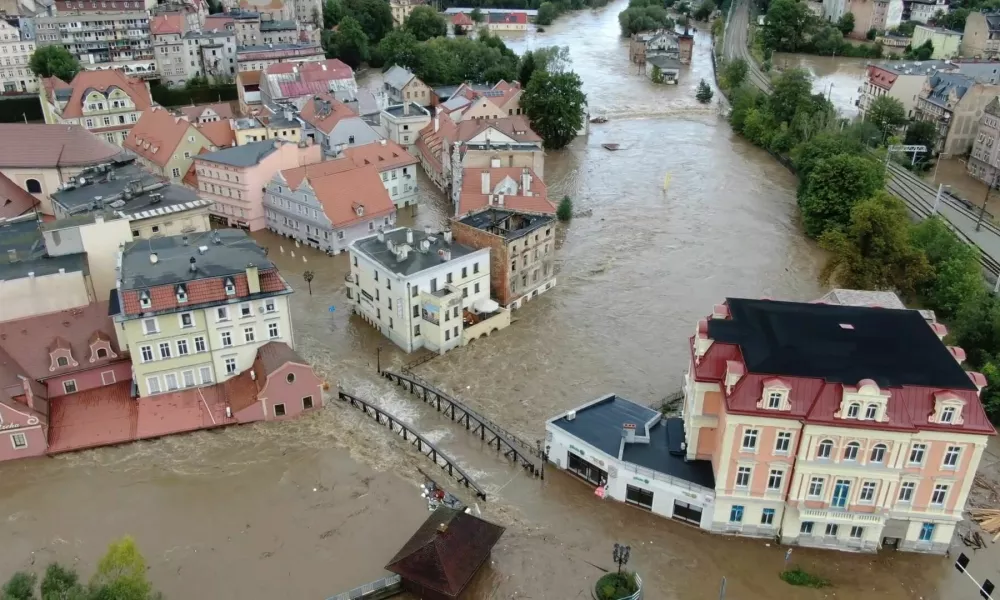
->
[473,298,499,313]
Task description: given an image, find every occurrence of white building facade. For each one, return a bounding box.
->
[0,18,36,93]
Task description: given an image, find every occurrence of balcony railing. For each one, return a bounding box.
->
[801,508,884,523]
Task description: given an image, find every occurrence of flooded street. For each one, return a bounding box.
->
[772,53,867,117]
[0,2,994,599]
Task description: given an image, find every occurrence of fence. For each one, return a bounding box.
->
[326,574,401,600]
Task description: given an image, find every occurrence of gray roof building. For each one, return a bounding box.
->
[924,71,974,108]
[383,65,416,91]
[119,229,274,289]
[458,208,553,241]
[353,227,478,277]
[196,140,282,167]
[0,214,87,281]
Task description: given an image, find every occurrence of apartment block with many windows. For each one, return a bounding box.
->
[113,229,294,397]
[682,297,993,554]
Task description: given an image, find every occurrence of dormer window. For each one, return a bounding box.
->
[56,356,68,367]
[766,391,782,409]
[836,379,890,422]
[139,290,151,309]
[847,403,860,418]
[930,391,966,425]
[176,284,188,303]
[941,407,956,423]
[864,404,878,420]
[757,378,791,411]
[224,277,236,295]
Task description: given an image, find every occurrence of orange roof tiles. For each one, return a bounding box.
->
[45,70,152,119]
[124,108,201,168]
[457,167,553,217]
[150,13,185,35]
[0,172,38,218]
[298,92,358,133]
[178,102,235,122]
[342,140,418,172]
[281,162,395,228]
[120,270,289,315]
[195,119,237,148]
[238,70,263,87]
[0,124,123,168]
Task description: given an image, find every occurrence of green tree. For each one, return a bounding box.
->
[206,0,223,13]
[518,50,538,85]
[2,572,37,600]
[911,217,986,318]
[377,30,420,70]
[693,0,714,21]
[836,11,854,35]
[867,95,907,136]
[980,360,1000,423]
[650,64,665,84]
[618,0,675,36]
[791,130,865,181]
[343,0,393,43]
[537,1,559,25]
[905,119,938,154]
[90,537,156,600]
[557,196,573,221]
[470,7,483,22]
[819,192,931,294]
[323,0,345,29]
[906,39,934,60]
[798,153,884,237]
[866,27,877,40]
[329,16,370,69]
[29,46,80,81]
[722,57,749,89]
[695,79,714,103]
[769,68,812,126]
[41,563,87,600]
[761,0,814,52]
[521,69,586,150]
[404,5,447,41]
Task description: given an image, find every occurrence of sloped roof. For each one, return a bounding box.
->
[150,13,185,35]
[282,163,395,228]
[238,69,263,87]
[451,12,474,25]
[342,140,418,172]
[44,70,152,119]
[458,166,553,217]
[386,507,505,597]
[0,172,38,218]
[196,139,282,167]
[0,124,124,168]
[195,119,237,148]
[298,92,359,133]
[177,102,234,122]
[124,108,204,168]
[925,72,974,108]
[487,11,526,23]
[384,65,416,90]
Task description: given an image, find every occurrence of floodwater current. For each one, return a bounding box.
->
[1,3,996,599]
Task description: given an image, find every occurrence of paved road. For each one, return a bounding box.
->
[721,0,1000,279]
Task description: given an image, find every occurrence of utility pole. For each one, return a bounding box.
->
[976,170,997,232]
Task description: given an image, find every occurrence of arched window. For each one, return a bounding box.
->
[25,178,41,194]
[844,441,860,461]
[846,403,860,418]
[870,443,887,463]
[865,404,878,420]
[817,439,834,459]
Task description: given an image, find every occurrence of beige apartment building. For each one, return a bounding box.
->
[0,16,36,93]
[151,13,187,85]
[858,61,946,120]
[35,6,155,78]
[915,71,1000,156]
[962,11,1000,58]
[389,0,425,27]
[39,69,154,145]
[968,97,1000,184]
[123,106,216,182]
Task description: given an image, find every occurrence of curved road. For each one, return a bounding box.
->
[721,0,1000,280]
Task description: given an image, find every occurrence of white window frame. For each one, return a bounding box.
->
[844,442,860,461]
[62,379,77,394]
[941,406,956,423]
[909,443,927,465]
[943,446,960,468]
[264,298,276,313]
[931,484,948,506]
[179,312,195,328]
[158,342,171,359]
[774,431,792,454]
[898,481,916,503]
[240,302,252,317]
[741,428,758,451]
[870,444,887,463]
[225,357,237,374]
[864,404,878,420]
[146,376,161,395]
[165,373,179,391]
[244,326,255,343]
[849,526,864,539]
[142,317,158,334]
[268,322,279,339]
[735,466,751,488]
[182,370,195,387]
[816,439,833,459]
[217,306,230,321]
[177,339,189,356]
[221,331,232,347]
[194,336,206,353]
[846,403,860,418]
[808,477,824,498]
[767,469,784,491]
[140,345,154,362]
[766,391,782,409]
[199,365,213,384]
[859,481,877,503]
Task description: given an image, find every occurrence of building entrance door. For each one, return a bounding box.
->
[672,500,702,525]
[567,452,607,486]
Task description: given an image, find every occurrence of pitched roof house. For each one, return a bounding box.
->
[39,70,154,146]
[176,102,235,123]
[124,107,217,181]
[456,166,552,217]
[298,93,381,155]
[261,58,357,105]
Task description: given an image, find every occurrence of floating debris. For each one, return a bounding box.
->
[602,143,620,151]
[590,116,608,124]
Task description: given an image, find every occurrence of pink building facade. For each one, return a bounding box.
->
[683,297,994,554]
[193,139,322,231]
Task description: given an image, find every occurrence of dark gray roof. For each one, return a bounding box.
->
[0,215,87,280]
[49,158,207,219]
[267,115,299,129]
[54,88,72,101]
[184,29,234,39]
[458,208,553,241]
[197,140,281,167]
[382,103,430,118]
[925,72,973,108]
[383,65,415,90]
[986,12,1000,33]
[647,55,682,69]
[353,228,479,277]
[237,42,321,52]
[260,19,296,30]
[550,396,715,489]
[987,96,1000,118]
[119,229,274,289]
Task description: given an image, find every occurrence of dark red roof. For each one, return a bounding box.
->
[120,270,288,316]
[868,66,898,90]
[386,507,505,597]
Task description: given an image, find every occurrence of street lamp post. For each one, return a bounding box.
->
[613,543,631,576]
[933,183,950,214]
[376,345,382,374]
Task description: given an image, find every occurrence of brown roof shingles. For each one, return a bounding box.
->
[458,166,553,217]
[194,119,237,148]
[0,171,38,218]
[0,124,123,168]
[150,13,185,35]
[45,70,152,120]
[342,140,418,172]
[281,163,395,228]
[120,270,289,315]
[124,107,204,168]
[298,93,358,133]
[178,102,235,122]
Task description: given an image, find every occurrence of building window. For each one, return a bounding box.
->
[766,391,782,409]
[832,479,850,508]
[843,441,860,461]
[445,330,450,341]
[870,444,886,463]
[165,373,179,391]
[56,356,69,367]
[194,337,206,353]
[941,406,956,423]
[240,303,252,317]
[142,318,158,334]
[265,299,276,312]
[177,339,189,356]
[760,508,775,526]
[850,526,864,540]
[729,505,744,523]
[808,477,824,498]
[25,178,41,194]
[268,322,279,339]
[816,439,833,459]
[221,331,232,347]
[625,485,653,510]
[864,404,878,420]
[825,523,839,537]
[63,380,77,394]
[140,346,153,362]
[172,167,181,178]
[183,370,195,387]
[199,366,213,384]
[800,521,814,534]
[474,282,480,293]
[217,306,230,321]
[767,469,783,491]
[414,324,421,337]
[741,428,758,451]
[225,357,237,374]
[919,523,935,542]
[180,312,194,327]
[943,445,960,468]
[303,396,314,409]
[735,466,751,487]
[859,481,877,503]
[775,432,791,453]
[147,376,161,395]
[158,342,171,359]
[931,484,948,505]
[244,327,255,343]
[909,443,926,465]
[898,481,915,502]
[846,403,860,418]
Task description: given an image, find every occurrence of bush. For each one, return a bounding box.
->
[150,83,238,107]
[557,196,573,221]
[595,572,638,600]
[780,567,831,588]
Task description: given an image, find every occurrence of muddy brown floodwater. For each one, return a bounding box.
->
[1,2,995,599]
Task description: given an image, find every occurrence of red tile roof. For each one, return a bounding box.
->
[238,69,263,87]
[43,70,152,119]
[124,107,204,168]
[203,15,235,30]
[120,270,289,316]
[177,102,235,122]
[0,172,38,218]
[488,11,527,24]
[298,92,359,133]
[0,124,123,168]
[194,119,237,148]
[417,115,541,176]
[451,12,474,25]
[0,302,124,382]
[281,162,395,228]
[265,58,352,78]
[867,66,898,90]
[150,13,185,35]
[342,140,418,172]
[457,166,553,217]
[47,381,136,454]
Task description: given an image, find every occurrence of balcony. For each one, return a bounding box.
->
[461,302,511,345]
[801,508,884,524]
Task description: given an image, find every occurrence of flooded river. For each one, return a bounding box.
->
[1,3,994,599]
[772,53,867,117]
